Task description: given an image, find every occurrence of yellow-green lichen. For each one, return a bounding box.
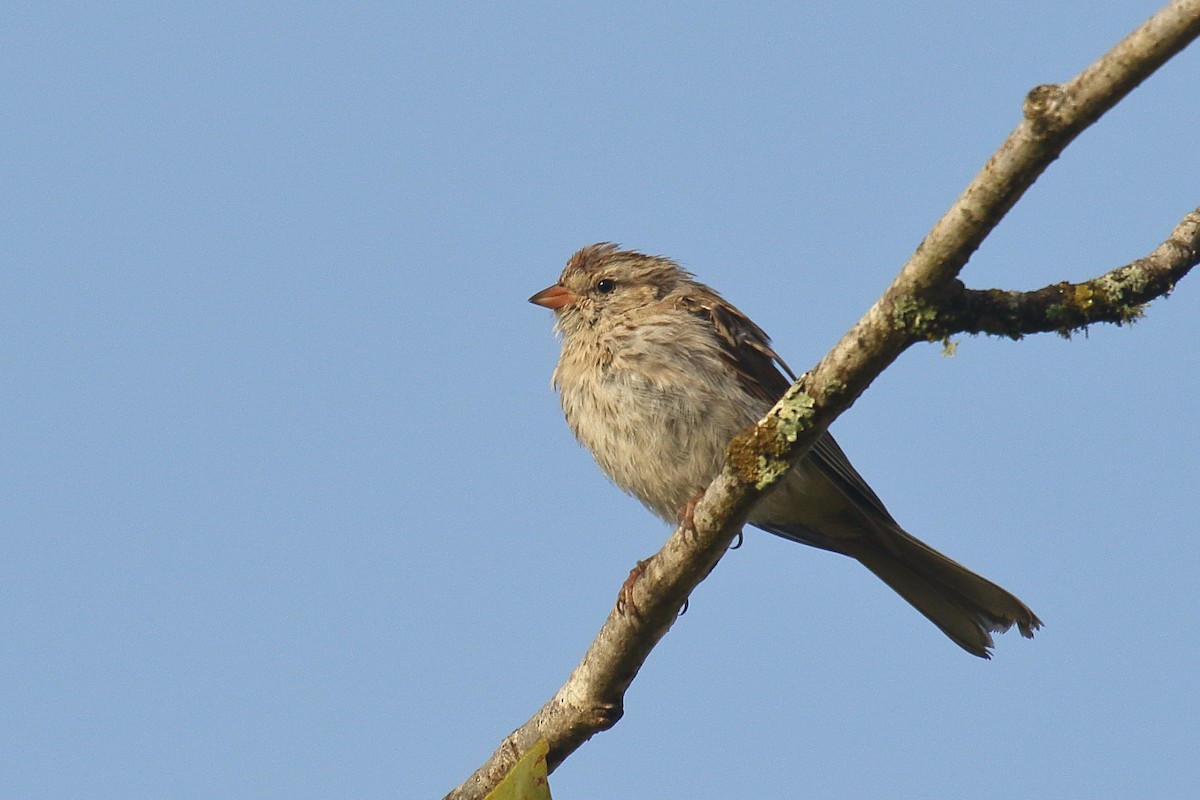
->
[1100,266,1150,298]
[1047,275,1147,335]
[891,294,943,340]
[728,386,817,491]
[773,384,816,438]
[1093,268,1149,324]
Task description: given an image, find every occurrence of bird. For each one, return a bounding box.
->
[529,242,1042,658]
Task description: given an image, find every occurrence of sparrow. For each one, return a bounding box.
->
[530,243,1042,658]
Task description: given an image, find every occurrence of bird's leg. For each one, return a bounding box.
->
[678,489,706,538]
[616,558,650,618]
[679,489,741,549]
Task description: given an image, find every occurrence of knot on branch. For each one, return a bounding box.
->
[577,698,623,731]
[1023,83,1069,135]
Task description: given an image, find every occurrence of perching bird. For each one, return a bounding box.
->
[530,243,1041,658]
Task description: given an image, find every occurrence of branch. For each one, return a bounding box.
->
[927,209,1200,339]
[446,3,1200,798]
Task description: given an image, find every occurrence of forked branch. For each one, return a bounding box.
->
[445,3,1200,798]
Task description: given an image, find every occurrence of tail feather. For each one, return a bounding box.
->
[848,524,1042,659]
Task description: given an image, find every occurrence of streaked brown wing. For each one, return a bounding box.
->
[679,287,897,525]
[677,288,795,406]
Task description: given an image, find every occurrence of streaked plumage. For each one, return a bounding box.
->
[531,243,1041,658]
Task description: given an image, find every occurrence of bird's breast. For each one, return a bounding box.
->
[554,338,760,522]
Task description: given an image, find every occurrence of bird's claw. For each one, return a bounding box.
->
[679,489,706,538]
[616,559,650,618]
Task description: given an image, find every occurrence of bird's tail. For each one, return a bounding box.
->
[847,523,1042,659]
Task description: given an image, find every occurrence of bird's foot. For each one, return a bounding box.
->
[616,558,650,618]
[678,489,706,538]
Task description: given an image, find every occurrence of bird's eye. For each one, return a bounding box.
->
[596,279,616,294]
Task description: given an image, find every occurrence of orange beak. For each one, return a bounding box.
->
[528,284,578,310]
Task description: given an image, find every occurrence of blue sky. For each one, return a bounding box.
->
[3,3,1198,799]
